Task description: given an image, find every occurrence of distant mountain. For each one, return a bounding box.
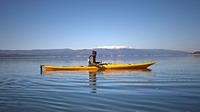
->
[0,48,190,59]
[96,45,132,49]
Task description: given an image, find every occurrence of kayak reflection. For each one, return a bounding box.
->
[41,69,151,75]
[41,69,153,93]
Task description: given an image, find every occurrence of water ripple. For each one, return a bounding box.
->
[1,57,200,112]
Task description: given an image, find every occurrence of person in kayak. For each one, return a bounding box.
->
[88,50,101,66]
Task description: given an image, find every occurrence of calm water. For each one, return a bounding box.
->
[0,56,200,112]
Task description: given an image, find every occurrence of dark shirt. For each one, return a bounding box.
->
[88,54,100,65]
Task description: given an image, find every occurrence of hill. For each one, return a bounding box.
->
[0,48,190,59]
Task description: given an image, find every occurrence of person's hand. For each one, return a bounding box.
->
[95,64,101,67]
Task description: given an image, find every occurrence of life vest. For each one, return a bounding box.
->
[88,55,95,65]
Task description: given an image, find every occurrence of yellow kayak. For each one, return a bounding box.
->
[41,62,156,72]
[42,68,152,75]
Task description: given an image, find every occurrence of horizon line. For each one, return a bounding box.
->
[0,47,194,53]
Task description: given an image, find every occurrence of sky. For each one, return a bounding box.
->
[0,0,199,51]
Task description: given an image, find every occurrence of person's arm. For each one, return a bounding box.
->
[93,56,101,64]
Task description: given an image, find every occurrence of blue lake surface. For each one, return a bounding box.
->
[0,56,200,112]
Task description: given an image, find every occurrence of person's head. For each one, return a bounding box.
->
[92,50,97,55]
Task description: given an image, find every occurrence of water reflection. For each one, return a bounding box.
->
[41,69,151,75]
[41,69,152,93]
[89,72,97,93]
